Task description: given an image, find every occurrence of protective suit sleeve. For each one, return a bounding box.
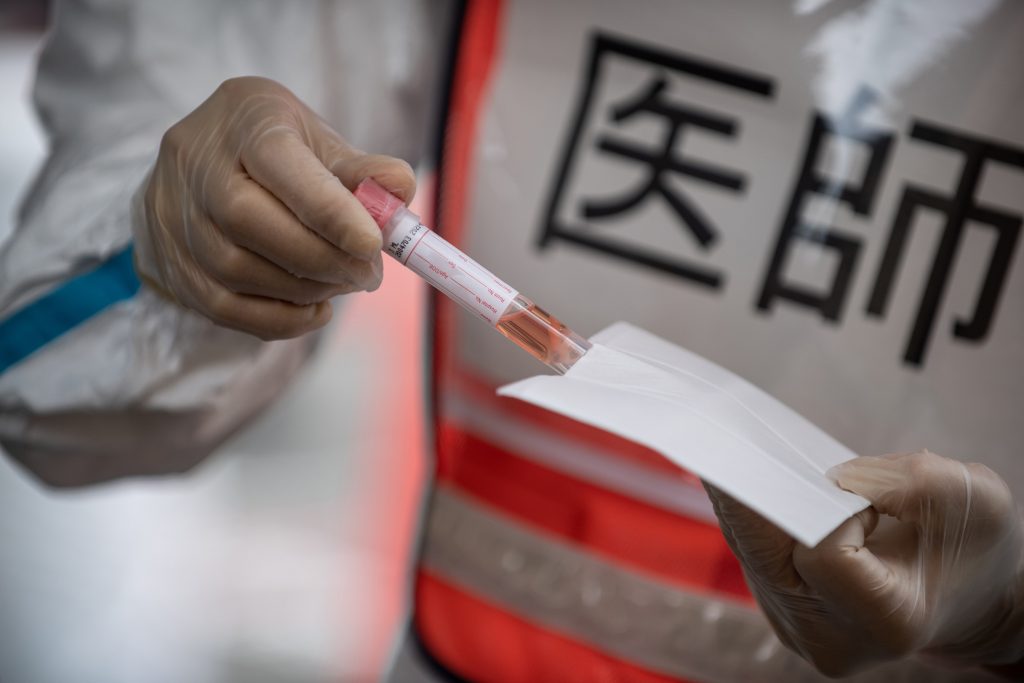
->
[0,0,441,486]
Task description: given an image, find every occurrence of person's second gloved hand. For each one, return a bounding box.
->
[132,76,416,339]
[705,451,1024,677]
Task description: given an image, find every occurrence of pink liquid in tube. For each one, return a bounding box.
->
[355,178,591,373]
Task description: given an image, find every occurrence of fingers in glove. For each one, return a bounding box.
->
[195,238,358,305]
[239,125,382,260]
[207,177,383,289]
[828,452,1015,533]
[328,151,418,206]
[187,271,332,340]
[791,510,899,626]
[703,481,803,592]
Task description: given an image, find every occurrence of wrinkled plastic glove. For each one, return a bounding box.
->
[705,450,1024,677]
[132,76,416,339]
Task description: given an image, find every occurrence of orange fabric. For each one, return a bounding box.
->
[416,571,696,683]
[436,423,752,602]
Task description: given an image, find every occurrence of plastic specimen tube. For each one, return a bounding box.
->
[354,179,591,374]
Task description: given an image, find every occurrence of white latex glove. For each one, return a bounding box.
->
[705,450,1024,677]
[133,76,416,339]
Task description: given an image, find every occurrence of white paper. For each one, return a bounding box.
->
[498,322,869,548]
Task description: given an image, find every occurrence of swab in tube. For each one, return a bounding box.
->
[354,179,591,374]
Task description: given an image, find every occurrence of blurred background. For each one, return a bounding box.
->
[0,3,428,681]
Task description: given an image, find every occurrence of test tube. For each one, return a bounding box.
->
[354,179,591,374]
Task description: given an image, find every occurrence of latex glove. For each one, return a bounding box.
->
[705,451,1024,677]
[133,76,415,339]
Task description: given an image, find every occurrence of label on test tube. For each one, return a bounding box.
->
[386,219,517,325]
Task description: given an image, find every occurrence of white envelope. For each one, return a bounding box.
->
[497,322,869,548]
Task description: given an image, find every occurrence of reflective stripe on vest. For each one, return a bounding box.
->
[417,485,989,683]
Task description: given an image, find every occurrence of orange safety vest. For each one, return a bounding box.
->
[406,1,1024,681]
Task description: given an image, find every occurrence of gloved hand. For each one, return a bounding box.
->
[705,450,1024,677]
[132,76,416,339]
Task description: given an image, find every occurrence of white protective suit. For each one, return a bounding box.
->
[0,0,444,485]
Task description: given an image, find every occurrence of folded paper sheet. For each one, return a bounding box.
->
[498,322,869,548]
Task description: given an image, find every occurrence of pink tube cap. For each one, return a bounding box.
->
[354,178,405,230]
